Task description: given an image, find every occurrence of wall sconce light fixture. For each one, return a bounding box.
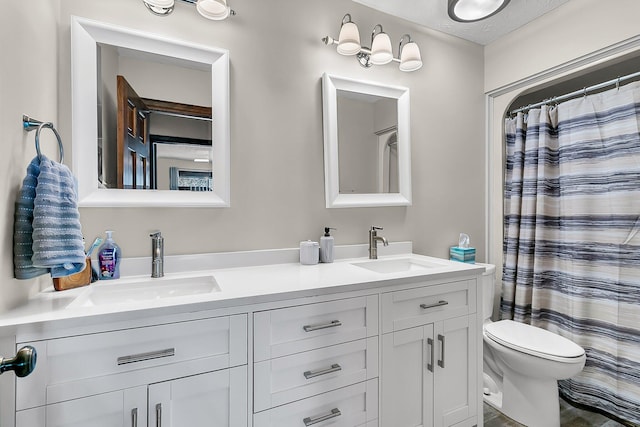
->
[142,0,236,20]
[447,0,510,22]
[322,14,422,72]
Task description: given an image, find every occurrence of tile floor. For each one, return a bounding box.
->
[483,398,628,427]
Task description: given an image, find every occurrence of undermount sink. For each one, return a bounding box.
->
[351,258,443,274]
[69,274,220,307]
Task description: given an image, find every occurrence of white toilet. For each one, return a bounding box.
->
[481,264,586,427]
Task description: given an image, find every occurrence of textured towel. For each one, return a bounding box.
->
[14,156,86,279]
[13,158,48,279]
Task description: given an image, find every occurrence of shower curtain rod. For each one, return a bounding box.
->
[508,69,640,116]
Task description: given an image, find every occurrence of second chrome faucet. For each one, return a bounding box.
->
[368,226,388,259]
[150,231,164,278]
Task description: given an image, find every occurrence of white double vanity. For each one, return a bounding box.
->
[0,243,484,427]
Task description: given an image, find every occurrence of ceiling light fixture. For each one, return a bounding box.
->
[322,14,423,72]
[447,0,510,22]
[141,0,236,20]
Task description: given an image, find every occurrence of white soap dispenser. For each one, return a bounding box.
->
[320,227,336,263]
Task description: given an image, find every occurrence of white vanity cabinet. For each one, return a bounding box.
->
[4,254,483,427]
[380,279,478,427]
[253,296,379,426]
[15,314,248,427]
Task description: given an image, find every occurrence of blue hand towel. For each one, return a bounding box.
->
[13,156,86,279]
[13,158,48,279]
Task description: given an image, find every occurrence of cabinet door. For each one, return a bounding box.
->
[381,325,434,427]
[149,366,247,427]
[433,316,477,427]
[17,386,147,427]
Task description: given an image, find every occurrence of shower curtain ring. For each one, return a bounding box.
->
[616,76,620,91]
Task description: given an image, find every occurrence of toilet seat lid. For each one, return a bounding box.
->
[485,320,585,360]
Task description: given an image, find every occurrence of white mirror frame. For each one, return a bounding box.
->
[322,73,412,208]
[71,16,230,207]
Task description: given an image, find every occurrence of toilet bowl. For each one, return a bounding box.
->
[480,265,586,427]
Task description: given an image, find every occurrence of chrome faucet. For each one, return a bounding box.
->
[368,226,388,259]
[150,231,164,278]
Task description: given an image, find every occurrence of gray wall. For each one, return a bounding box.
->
[1,1,61,310]
[0,0,485,312]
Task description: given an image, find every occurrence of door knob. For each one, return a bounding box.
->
[0,346,37,377]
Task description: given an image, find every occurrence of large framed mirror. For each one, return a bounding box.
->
[71,16,230,207]
[322,73,412,208]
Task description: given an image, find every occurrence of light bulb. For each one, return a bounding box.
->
[196,0,230,20]
[337,21,361,56]
[399,42,422,72]
[370,32,393,65]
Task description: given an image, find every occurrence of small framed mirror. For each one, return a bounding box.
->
[71,16,230,207]
[322,73,412,208]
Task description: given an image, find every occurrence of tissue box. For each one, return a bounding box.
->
[450,247,476,263]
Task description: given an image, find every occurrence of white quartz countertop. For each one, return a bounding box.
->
[0,243,485,332]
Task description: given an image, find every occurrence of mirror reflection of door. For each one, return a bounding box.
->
[99,42,213,192]
[115,76,213,191]
[117,75,150,189]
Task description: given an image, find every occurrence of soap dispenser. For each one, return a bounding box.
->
[320,227,336,263]
[98,231,121,280]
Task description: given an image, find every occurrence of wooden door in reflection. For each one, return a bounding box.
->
[117,75,150,189]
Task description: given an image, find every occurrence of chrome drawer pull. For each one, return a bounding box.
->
[427,337,434,373]
[156,403,162,427]
[303,320,342,332]
[438,334,445,368]
[304,363,342,379]
[117,348,175,365]
[303,408,341,426]
[420,300,448,310]
[131,408,137,427]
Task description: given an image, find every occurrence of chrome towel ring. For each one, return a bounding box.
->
[22,114,64,164]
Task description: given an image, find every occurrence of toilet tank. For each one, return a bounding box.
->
[478,263,496,322]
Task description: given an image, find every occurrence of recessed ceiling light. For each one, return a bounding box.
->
[448,0,510,23]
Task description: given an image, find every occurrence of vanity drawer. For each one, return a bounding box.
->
[254,337,378,412]
[17,314,247,410]
[253,378,378,427]
[254,295,378,361]
[381,280,475,333]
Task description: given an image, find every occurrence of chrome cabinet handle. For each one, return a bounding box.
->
[0,346,37,378]
[438,334,445,368]
[303,408,341,426]
[304,363,342,379]
[131,408,138,427]
[427,338,434,373]
[420,300,448,310]
[117,348,175,365]
[155,403,162,427]
[303,320,342,332]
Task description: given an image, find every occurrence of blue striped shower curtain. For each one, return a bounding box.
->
[502,81,640,425]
